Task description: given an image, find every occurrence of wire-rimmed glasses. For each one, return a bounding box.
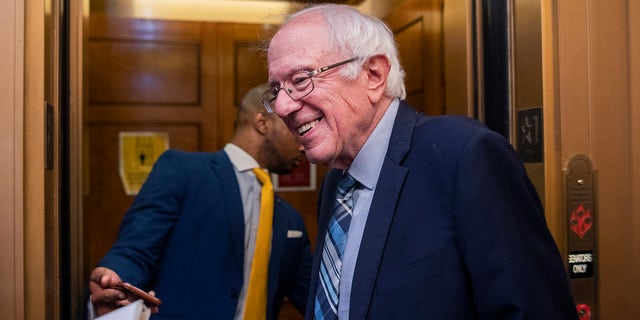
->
[261,57,359,113]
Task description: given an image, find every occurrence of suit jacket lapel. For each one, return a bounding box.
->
[210,152,245,271]
[349,103,419,319]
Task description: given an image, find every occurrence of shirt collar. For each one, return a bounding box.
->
[224,143,261,173]
[348,98,400,190]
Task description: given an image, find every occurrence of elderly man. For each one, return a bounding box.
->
[264,4,578,320]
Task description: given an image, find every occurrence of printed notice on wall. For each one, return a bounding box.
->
[119,132,169,196]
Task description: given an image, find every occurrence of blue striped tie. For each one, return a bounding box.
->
[314,173,358,320]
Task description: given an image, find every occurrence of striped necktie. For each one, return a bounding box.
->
[244,168,274,320]
[314,173,358,320]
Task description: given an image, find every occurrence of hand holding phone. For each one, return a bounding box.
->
[116,282,162,307]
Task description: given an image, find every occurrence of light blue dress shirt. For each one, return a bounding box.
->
[337,99,400,319]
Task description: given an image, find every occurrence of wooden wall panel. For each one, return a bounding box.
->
[630,0,640,317]
[195,22,219,152]
[89,40,201,105]
[1,0,25,318]
[395,18,427,112]
[443,0,472,116]
[235,41,269,105]
[587,0,632,317]
[24,0,47,318]
[385,0,444,115]
[89,15,203,42]
[396,20,424,95]
[514,0,543,109]
[217,23,274,147]
[86,18,219,148]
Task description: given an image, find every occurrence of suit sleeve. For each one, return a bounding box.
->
[98,150,187,288]
[452,129,577,319]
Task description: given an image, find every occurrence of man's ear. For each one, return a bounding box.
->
[253,111,269,135]
[364,55,391,103]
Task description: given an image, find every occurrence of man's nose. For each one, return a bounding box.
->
[274,91,302,117]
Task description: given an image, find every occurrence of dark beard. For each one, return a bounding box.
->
[261,138,295,175]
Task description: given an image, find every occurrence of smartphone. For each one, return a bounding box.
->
[116,281,162,306]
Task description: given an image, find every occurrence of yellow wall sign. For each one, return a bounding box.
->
[119,132,169,196]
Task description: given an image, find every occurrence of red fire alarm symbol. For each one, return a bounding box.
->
[570,204,592,238]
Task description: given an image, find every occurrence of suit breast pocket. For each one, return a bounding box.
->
[375,251,442,294]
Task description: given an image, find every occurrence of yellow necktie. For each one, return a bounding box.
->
[244,168,274,320]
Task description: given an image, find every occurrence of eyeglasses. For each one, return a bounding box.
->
[262,57,359,113]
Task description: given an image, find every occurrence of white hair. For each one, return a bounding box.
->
[282,4,407,100]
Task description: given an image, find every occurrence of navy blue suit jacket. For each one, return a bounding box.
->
[99,150,312,319]
[306,103,577,319]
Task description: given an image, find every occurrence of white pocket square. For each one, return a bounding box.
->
[287,230,303,238]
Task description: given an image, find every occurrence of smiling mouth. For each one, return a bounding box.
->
[297,118,321,136]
